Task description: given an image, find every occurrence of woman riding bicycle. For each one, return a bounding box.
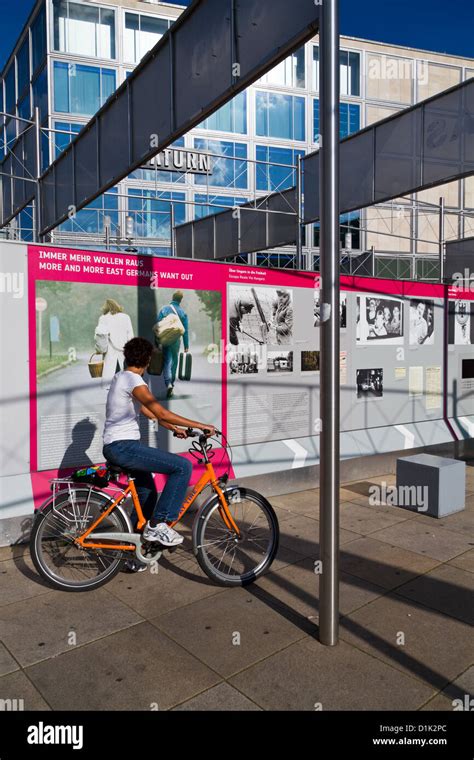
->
[102,337,215,552]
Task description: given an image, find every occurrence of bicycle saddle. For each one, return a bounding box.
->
[106,462,133,478]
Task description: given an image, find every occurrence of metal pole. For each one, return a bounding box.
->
[296,154,303,270]
[371,245,376,277]
[319,0,340,646]
[439,196,445,283]
[34,107,42,243]
[170,202,176,257]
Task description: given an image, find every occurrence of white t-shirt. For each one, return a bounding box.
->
[103,370,147,445]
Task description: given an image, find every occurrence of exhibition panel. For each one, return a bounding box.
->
[1,240,473,541]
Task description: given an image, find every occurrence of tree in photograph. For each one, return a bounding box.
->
[196,290,221,343]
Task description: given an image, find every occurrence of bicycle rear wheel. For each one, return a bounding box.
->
[193,487,279,587]
[30,488,130,592]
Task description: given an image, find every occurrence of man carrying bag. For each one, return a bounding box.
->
[153,290,190,398]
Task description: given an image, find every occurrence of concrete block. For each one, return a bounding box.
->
[396,454,465,517]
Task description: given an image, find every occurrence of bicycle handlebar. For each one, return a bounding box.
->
[173,427,221,439]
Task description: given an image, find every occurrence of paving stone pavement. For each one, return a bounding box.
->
[0,473,473,711]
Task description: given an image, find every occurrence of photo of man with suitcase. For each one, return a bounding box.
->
[154,290,191,398]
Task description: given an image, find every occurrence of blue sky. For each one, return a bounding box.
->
[1,0,473,71]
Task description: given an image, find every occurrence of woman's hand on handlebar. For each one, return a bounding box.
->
[199,424,217,437]
[173,426,190,439]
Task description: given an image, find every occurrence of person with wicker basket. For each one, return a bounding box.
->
[94,299,134,386]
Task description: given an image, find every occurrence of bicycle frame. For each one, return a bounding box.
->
[75,460,240,552]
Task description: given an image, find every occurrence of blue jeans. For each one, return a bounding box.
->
[103,440,193,527]
[163,341,180,387]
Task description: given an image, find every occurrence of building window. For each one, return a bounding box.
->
[18,204,35,241]
[199,92,247,135]
[256,91,305,141]
[193,138,248,190]
[124,12,169,64]
[259,48,305,89]
[194,194,246,219]
[53,0,116,60]
[32,66,48,123]
[313,47,361,96]
[31,4,47,73]
[41,125,50,171]
[313,99,360,142]
[53,120,84,156]
[339,102,361,138]
[313,212,360,249]
[128,189,185,239]
[17,38,30,97]
[5,66,15,117]
[5,118,16,146]
[0,88,4,156]
[256,145,304,192]
[59,188,119,233]
[340,212,361,250]
[18,94,31,126]
[340,50,361,97]
[53,61,116,116]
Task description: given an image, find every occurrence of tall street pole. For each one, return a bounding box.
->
[439,196,445,283]
[34,107,42,243]
[318,0,340,646]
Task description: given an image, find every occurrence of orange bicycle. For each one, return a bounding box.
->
[30,430,279,592]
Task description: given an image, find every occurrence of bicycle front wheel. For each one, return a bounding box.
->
[30,488,130,592]
[193,487,279,587]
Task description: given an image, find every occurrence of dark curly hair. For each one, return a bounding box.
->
[123,337,153,368]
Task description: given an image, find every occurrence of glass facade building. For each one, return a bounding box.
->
[1,0,474,278]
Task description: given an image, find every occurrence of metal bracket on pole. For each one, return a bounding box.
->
[319,303,332,323]
[318,0,340,647]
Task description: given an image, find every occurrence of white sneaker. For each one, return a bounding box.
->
[142,521,183,547]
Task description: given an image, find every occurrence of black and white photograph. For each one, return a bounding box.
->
[229,347,262,375]
[301,350,320,372]
[462,359,474,379]
[356,295,404,345]
[356,368,384,399]
[340,292,347,329]
[229,285,293,346]
[314,291,346,328]
[460,359,474,391]
[448,300,474,345]
[267,351,293,373]
[409,299,435,345]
